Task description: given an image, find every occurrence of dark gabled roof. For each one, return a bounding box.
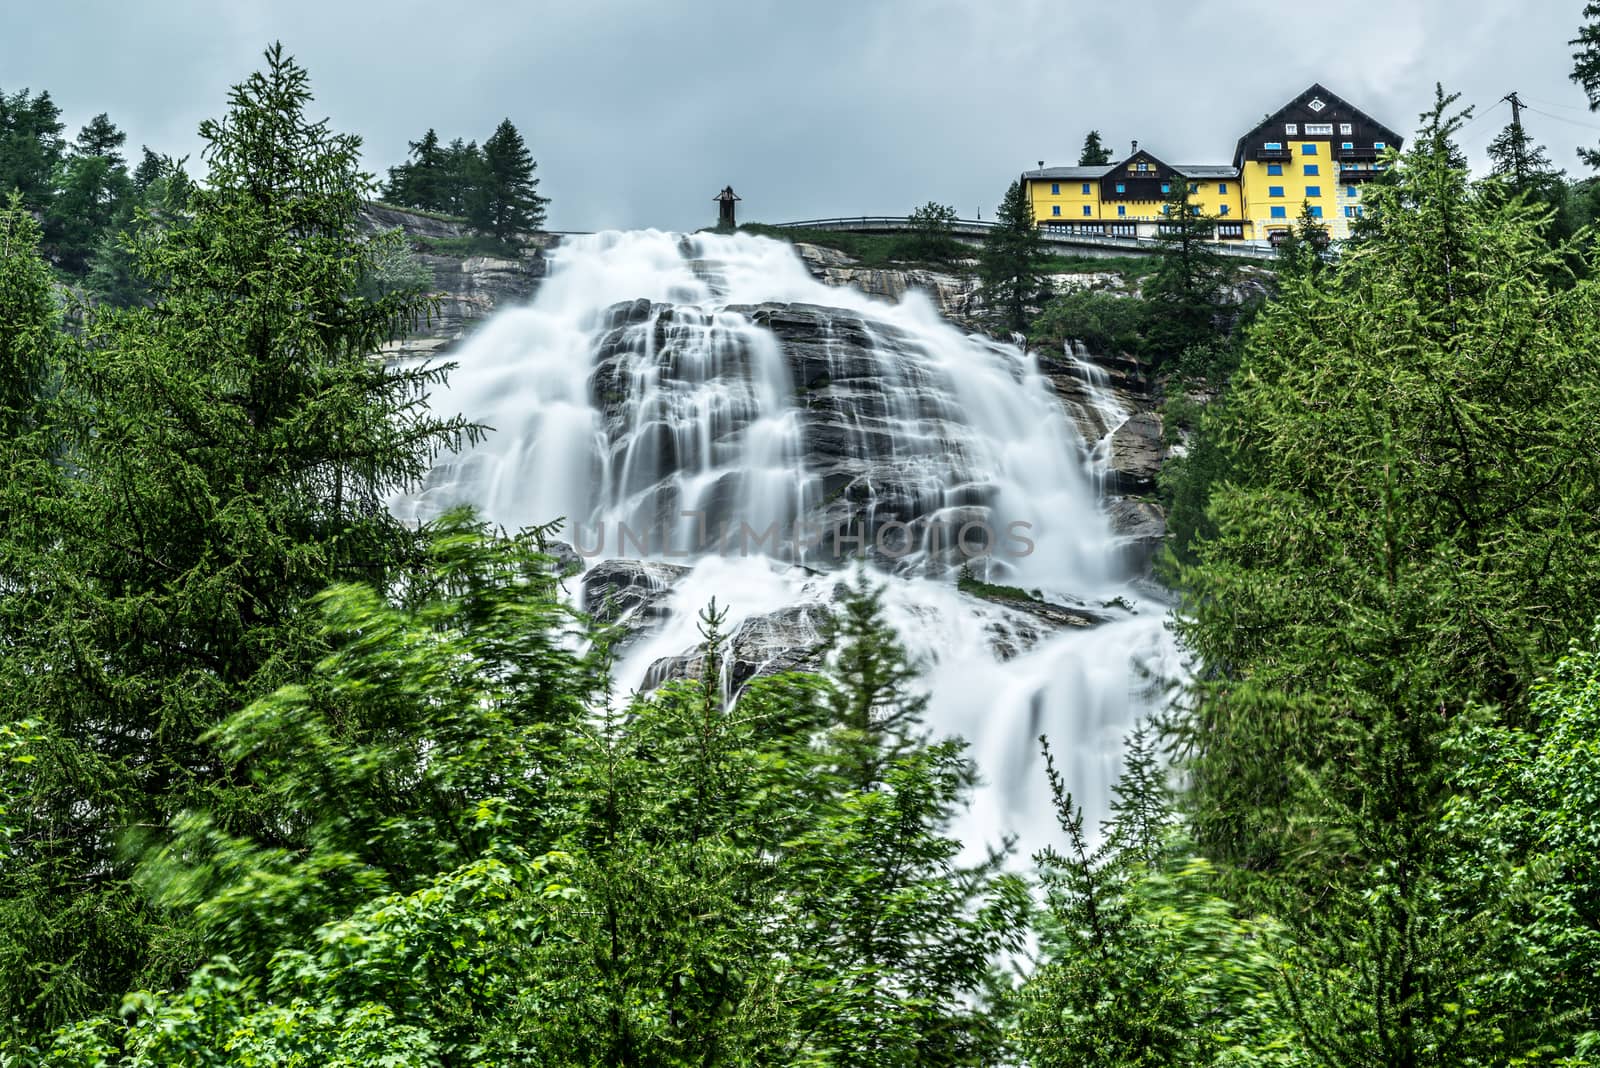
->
[1232,83,1404,167]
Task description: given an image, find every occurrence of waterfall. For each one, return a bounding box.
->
[394,229,1179,862]
[1059,340,1132,496]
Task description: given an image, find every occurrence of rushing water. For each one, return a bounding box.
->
[395,230,1179,862]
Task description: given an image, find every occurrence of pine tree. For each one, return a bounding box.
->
[782,573,1029,1066]
[72,113,125,167]
[0,87,65,210]
[45,114,132,274]
[0,44,476,1039]
[1573,3,1600,167]
[130,146,165,192]
[1077,129,1112,166]
[85,153,191,307]
[980,179,1047,333]
[471,118,547,240]
[1143,178,1226,363]
[383,127,446,211]
[1273,199,1330,281]
[0,196,58,436]
[436,137,477,216]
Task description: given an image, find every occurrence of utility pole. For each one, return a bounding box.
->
[1502,90,1527,185]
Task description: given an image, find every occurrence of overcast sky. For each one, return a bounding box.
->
[6,1,1598,232]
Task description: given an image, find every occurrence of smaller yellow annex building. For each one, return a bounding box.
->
[1022,84,1403,244]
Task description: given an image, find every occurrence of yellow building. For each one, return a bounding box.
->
[1022,84,1402,245]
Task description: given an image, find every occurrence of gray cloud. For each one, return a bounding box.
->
[5,0,1597,231]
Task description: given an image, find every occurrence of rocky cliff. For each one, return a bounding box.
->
[360,203,551,362]
[366,206,1173,571]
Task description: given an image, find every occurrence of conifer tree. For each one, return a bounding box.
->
[45,114,132,273]
[1077,129,1112,166]
[980,179,1047,333]
[782,573,1029,1066]
[0,87,65,210]
[0,44,475,1039]
[1573,3,1600,167]
[1170,85,1600,1065]
[471,118,547,240]
[1144,178,1225,362]
[383,127,447,211]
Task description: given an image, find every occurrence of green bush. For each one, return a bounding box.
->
[1029,289,1150,354]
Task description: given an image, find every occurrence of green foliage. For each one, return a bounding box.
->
[0,86,66,211]
[1573,3,1600,168]
[28,543,1024,1065]
[385,121,547,240]
[1078,130,1113,167]
[1144,180,1228,363]
[1029,288,1148,354]
[409,232,522,258]
[0,44,476,1040]
[83,153,193,308]
[1271,201,1330,282]
[783,572,1030,1064]
[1168,86,1600,1065]
[0,197,60,435]
[44,115,134,274]
[360,228,434,298]
[1017,727,1302,1067]
[981,179,1049,332]
[905,200,962,261]
[1446,622,1600,1057]
[470,119,547,240]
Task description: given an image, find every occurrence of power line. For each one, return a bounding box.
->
[1522,104,1600,134]
[1521,95,1596,114]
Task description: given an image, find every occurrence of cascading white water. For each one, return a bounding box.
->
[1059,340,1132,496]
[394,229,1178,862]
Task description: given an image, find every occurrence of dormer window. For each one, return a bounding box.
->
[1340,123,1354,135]
[1285,123,1299,135]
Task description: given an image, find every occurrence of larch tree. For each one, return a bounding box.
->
[0,44,475,1041]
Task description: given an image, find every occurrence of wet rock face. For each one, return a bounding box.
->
[1107,412,1165,496]
[584,298,1020,567]
[791,243,980,327]
[1106,499,1168,576]
[642,602,832,694]
[582,559,692,627]
[361,204,551,362]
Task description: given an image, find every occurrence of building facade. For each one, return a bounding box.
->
[1022,84,1402,244]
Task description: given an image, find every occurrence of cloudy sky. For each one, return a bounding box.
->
[6,1,1598,231]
